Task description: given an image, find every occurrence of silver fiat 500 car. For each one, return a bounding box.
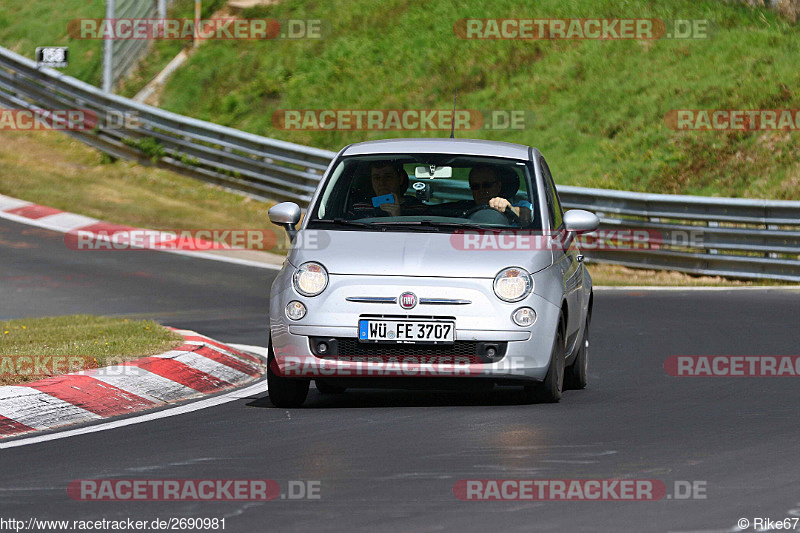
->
[267,138,599,407]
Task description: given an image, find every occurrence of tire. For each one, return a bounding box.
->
[315,380,346,394]
[564,315,589,390]
[267,346,309,408]
[523,316,565,404]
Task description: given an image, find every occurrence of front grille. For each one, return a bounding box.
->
[339,339,480,357]
[309,337,507,364]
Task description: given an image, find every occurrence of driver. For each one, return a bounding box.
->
[467,165,532,224]
[347,161,425,218]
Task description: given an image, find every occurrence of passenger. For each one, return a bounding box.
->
[348,161,425,218]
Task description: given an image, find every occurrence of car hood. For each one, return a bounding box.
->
[288,229,554,277]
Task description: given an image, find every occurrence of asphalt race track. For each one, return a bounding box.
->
[1,216,799,532]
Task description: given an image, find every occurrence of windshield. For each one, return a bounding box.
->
[307,154,541,231]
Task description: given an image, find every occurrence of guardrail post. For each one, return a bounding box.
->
[158,0,166,19]
[768,224,779,258]
[194,0,202,48]
[13,71,23,101]
[102,0,115,93]
[708,220,719,254]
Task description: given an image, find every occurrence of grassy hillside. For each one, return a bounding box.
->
[0,0,105,85]
[0,0,226,88]
[1,0,799,199]
[150,0,800,199]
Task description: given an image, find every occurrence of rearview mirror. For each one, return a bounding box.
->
[415,166,452,179]
[563,209,600,234]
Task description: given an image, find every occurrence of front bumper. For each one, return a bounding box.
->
[269,268,561,382]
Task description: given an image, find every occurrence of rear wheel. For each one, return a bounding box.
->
[565,315,590,390]
[523,316,565,404]
[267,345,309,408]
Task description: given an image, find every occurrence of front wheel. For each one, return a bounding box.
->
[267,346,309,408]
[522,317,565,404]
[565,315,589,390]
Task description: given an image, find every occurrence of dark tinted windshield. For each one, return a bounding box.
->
[308,154,540,230]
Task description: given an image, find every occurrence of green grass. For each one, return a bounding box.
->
[1,128,786,287]
[117,0,229,98]
[0,0,105,86]
[0,129,286,251]
[0,0,228,92]
[1,1,798,286]
[146,0,800,199]
[3,1,798,198]
[0,315,183,386]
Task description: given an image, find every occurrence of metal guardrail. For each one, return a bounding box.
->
[558,187,800,281]
[102,0,180,92]
[103,0,156,92]
[0,45,799,281]
[0,46,334,204]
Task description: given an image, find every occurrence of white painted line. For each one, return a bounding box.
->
[183,340,265,365]
[228,344,268,359]
[0,379,267,449]
[79,366,200,404]
[0,208,282,271]
[153,349,193,359]
[159,351,251,384]
[0,210,71,230]
[37,212,100,232]
[0,387,100,430]
[0,196,32,211]
[171,329,199,336]
[160,248,282,270]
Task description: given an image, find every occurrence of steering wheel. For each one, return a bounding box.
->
[463,204,521,225]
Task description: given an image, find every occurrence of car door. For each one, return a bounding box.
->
[540,157,584,353]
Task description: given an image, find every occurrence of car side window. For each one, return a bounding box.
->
[540,157,563,229]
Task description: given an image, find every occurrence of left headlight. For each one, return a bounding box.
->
[293,262,329,296]
[493,267,533,302]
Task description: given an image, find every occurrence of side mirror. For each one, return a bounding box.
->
[563,209,600,234]
[269,202,302,240]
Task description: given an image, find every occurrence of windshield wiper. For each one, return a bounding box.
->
[310,219,514,233]
[372,220,510,232]
[309,218,376,228]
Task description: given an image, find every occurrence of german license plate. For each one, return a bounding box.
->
[358,320,455,343]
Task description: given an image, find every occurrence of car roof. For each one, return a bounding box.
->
[340,138,534,161]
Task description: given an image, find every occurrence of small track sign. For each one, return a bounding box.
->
[36,47,68,68]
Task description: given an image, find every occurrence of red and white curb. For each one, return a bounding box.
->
[0,329,265,439]
[0,193,281,270]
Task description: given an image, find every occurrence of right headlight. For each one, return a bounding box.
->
[493,267,533,302]
[292,262,328,296]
